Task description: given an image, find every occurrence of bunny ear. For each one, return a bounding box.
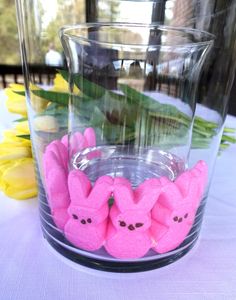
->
[135,178,162,212]
[84,127,96,147]
[62,128,96,153]
[158,176,182,209]
[61,134,68,148]
[43,148,70,215]
[43,149,58,180]
[45,140,68,171]
[190,160,208,207]
[175,171,192,198]
[54,141,68,171]
[43,142,64,181]
[74,132,87,148]
[113,177,134,212]
[69,132,87,155]
[46,162,70,209]
[192,160,208,196]
[87,175,113,209]
[175,161,207,201]
[68,170,92,205]
[63,132,84,156]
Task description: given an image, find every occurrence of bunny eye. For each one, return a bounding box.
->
[87,218,92,223]
[135,223,143,228]
[72,214,78,220]
[81,219,86,224]
[119,221,126,227]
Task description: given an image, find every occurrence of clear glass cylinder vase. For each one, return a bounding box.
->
[15,0,214,270]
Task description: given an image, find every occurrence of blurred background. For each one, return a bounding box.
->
[0,0,235,115]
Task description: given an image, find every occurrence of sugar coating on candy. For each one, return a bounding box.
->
[65,170,113,251]
[105,177,162,259]
[151,160,208,254]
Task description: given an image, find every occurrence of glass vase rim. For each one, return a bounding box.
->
[60,22,215,50]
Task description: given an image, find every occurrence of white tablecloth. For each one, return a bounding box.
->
[0,90,236,300]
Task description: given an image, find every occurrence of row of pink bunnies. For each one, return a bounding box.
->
[43,128,207,259]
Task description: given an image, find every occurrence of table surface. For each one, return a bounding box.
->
[0,90,236,300]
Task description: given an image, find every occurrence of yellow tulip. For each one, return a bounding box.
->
[5,84,28,117]
[5,83,49,116]
[0,158,37,200]
[0,114,34,199]
[0,135,35,199]
[29,84,48,112]
[7,83,25,92]
[0,143,31,160]
[2,130,31,147]
[15,120,30,134]
[51,73,69,92]
[33,115,59,133]
[52,73,79,93]
[0,121,32,159]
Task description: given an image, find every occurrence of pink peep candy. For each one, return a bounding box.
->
[105,177,162,259]
[61,127,96,156]
[65,170,113,251]
[43,127,98,230]
[151,160,208,254]
[43,140,70,230]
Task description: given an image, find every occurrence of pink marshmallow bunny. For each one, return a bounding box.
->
[105,177,162,259]
[65,170,113,251]
[43,140,70,230]
[43,127,97,230]
[151,160,208,254]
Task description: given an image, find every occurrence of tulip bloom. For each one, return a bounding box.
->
[0,89,37,199]
[0,158,37,200]
[51,73,79,93]
[0,122,37,199]
[5,84,27,117]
